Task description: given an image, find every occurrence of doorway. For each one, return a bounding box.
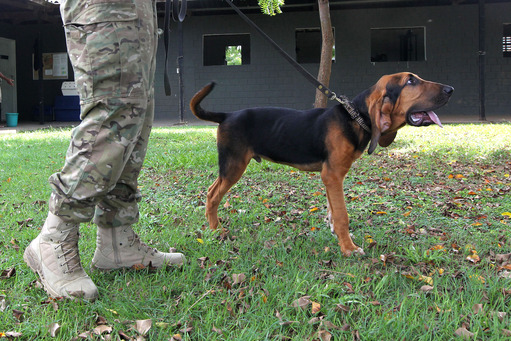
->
[0,37,17,122]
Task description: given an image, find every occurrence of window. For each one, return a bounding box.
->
[203,34,250,66]
[503,24,511,57]
[295,28,335,64]
[371,27,426,62]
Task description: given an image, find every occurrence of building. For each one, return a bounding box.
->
[0,0,510,124]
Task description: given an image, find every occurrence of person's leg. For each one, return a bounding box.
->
[91,97,186,270]
[24,0,160,300]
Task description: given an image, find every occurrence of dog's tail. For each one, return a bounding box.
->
[189,82,226,124]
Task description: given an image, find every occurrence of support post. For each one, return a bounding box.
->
[478,0,486,121]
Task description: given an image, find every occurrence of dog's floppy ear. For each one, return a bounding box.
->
[367,93,393,154]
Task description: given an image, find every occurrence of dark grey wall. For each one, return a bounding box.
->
[2,2,510,123]
[154,2,511,123]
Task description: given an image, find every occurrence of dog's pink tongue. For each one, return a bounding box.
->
[427,111,443,128]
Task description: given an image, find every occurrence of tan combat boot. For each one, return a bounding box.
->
[23,212,99,301]
[91,225,186,270]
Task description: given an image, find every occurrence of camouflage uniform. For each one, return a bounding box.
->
[51,0,158,227]
[23,0,184,301]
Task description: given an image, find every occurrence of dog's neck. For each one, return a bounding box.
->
[347,90,372,133]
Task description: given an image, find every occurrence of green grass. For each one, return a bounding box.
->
[1,123,510,340]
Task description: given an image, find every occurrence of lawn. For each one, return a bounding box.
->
[0,123,510,340]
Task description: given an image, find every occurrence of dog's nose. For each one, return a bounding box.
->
[443,85,454,96]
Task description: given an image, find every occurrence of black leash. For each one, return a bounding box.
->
[224,0,371,132]
[164,0,187,96]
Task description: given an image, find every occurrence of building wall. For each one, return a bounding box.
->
[154,2,511,123]
[2,2,510,123]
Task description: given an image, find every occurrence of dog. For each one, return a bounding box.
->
[190,72,453,256]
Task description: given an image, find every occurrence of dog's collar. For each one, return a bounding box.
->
[337,95,371,133]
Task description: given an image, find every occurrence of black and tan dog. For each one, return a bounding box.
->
[190,72,453,256]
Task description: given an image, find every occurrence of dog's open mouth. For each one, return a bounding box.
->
[407,111,443,128]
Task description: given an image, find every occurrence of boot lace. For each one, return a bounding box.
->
[55,232,83,273]
[126,231,157,256]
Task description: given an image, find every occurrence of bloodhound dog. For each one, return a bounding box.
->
[190,72,454,256]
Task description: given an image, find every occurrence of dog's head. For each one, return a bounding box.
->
[363,72,453,154]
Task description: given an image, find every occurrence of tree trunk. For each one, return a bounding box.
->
[314,0,334,108]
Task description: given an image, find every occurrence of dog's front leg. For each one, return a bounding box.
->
[321,166,365,257]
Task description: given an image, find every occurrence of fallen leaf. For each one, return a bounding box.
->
[135,319,152,336]
[321,320,340,330]
[291,296,311,310]
[418,275,434,286]
[491,311,507,321]
[466,253,480,264]
[1,268,16,279]
[499,271,511,279]
[118,330,133,340]
[93,325,113,335]
[334,303,350,313]
[232,273,246,286]
[4,331,23,338]
[212,325,223,334]
[317,329,332,341]
[496,253,511,264]
[0,296,6,312]
[454,327,474,339]
[311,301,321,314]
[12,309,24,322]
[472,304,483,314]
[420,285,434,293]
[49,322,60,337]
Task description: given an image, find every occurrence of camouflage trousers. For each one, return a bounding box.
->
[49,0,158,228]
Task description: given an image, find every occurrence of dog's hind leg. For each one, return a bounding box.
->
[206,152,251,229]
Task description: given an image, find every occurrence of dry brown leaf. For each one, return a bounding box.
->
[49,322,60,337]
[472,304,483,314]
[12,309,24,322]
[232,273,246,285]
[96,315,108,325]
[0,296,6,312]
[466,254,480,264]
[311,301,321,314]
[291,296,311,310]
[4,331,23,338]
[321,321,340,330]
[499,271,511,279]
[1,267,16,279]
[135,319,152,336]
[454,327,474,339]
[334,303,350,313]
[93,325,113,335]
[420,285,434,293]
[170,334,182,341]
[491,311,507,321]
[317,329,332,341]
[496,253,511,264]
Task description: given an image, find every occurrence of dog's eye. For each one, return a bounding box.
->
[406,76,417,85]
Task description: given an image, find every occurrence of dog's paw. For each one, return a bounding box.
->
[341,246,365,257]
